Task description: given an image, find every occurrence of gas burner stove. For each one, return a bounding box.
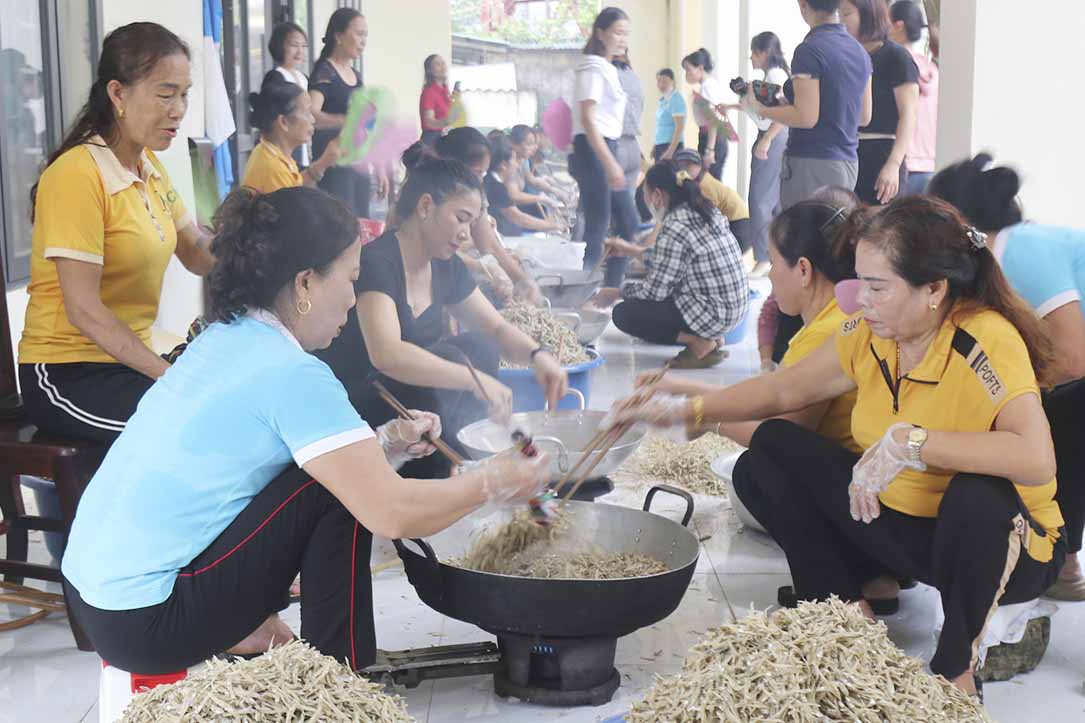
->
[364,633,622,707]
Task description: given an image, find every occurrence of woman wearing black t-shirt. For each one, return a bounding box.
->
[317,159,568,479]
[841,0,919,205]
[309,9,385,216]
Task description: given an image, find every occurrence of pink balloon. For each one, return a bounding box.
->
[835,279,863,315]
[542,98,573,152]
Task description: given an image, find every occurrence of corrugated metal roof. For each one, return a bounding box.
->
[450,62,518,93]
[452,33,583,51]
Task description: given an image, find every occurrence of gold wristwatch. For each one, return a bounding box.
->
[907,426,928,464]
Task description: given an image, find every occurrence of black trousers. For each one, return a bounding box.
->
[697,127,728,181]
[729,218,754,255]
[750,419,1063,678]
[1045,378,1085,553]
[350,332,499,479]
[18,362,155,444]
[856,138,909,206]
[63,466,374,674]
[612,297,694,345]
[569,134,637,287]
[730,449,775,537]
[651,141,684,162]
[319,166,371,218]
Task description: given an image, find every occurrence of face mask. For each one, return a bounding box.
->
[648,194,666,222]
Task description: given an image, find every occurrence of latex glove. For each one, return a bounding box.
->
[603,392,690,432]
[376,412,442,469]
[474,449,550,504]
[849,423,926,524]
[479,254,514,304]
[760,358,778,374]
[531,350,569,410]
[514,277,546,307]
[473,372,513,423]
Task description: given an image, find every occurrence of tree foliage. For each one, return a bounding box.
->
[451,0,599,46]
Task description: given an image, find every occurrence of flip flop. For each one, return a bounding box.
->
[669,346,727,370]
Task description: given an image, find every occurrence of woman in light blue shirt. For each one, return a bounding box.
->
[61,186,547,674]
[931,153,1085,602]
[653,68,687,161]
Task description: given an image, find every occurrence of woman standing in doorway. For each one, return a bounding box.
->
[309,8,384,217]
[841,0,919,205]
[682,48,729,181]
[419,54,452,147]
[262,22,311,169]
[568,7,640,299]
[744,32,791,276]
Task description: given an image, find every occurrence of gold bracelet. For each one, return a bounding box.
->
[691,395,705,430]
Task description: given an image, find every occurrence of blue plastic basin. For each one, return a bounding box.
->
[497,349,604,412]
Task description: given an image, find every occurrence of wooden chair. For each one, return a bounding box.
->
[0,253,101,650]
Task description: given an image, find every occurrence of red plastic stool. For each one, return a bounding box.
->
[98,660,205,722]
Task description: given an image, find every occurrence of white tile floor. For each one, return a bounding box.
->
[3,282,1085,722]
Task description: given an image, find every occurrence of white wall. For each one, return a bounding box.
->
[938,0,1085,227]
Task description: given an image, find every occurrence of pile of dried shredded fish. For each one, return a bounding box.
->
[616,432,741,496]
[500,301,590,367]
[120,640,414,723]
[451,510,667,579]
[628,598,992,723]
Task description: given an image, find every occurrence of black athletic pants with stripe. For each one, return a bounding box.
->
[63,466,374,674]
[18,362,153,444]
[750,419,1064,679]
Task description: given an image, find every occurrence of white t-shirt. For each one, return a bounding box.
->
[744,67,790,132]
[572,55,627,140]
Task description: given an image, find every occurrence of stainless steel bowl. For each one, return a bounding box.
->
[456,390,646,481]
[553,308,611,346]
[534,269,604,309]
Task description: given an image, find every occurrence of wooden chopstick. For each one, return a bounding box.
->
[555,363,672,504]
[373,380,465,467]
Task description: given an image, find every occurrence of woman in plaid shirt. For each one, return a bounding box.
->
[610,161,749,368]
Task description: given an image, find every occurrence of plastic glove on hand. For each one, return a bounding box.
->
[849,423,926,524]
[477,449,549,505]
[602,392,689,432]
[376,412,442,469]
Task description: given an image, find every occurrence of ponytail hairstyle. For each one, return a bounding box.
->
[248,81,305,136]
[841,196,1055,386]
[208,186,358,324]
[769,192,861,284]
[395,158,483,221]
[890,1,927,43]
[318,7,362,63]
[583,7,629,57]
[643,160,717,225]
[927,153,1023,232]
[751,31,790,75]
[435,127,492,171]
[30,22,189,218]
[487,134,515,175]
[682,47,714,74]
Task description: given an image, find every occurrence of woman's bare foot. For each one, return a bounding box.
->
[855,599,876,622]
[861,575,901,602]
[1059,553,1083,581]
[226,613,295,656]
[949,670,978,697]
[681,334,720,360]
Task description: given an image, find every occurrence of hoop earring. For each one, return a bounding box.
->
[297,298,312,315]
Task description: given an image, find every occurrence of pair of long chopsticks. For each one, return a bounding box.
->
[373,379,464,467]
[553,363,671,505]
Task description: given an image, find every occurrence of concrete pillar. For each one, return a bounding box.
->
[937,0,1085,226]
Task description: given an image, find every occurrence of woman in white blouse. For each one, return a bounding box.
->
[682,48,730,180]
[262,22,312,168]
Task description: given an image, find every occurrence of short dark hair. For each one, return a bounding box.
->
[396,158,483,220]
[249,81,305,135]
[681,48,713,73]
[268,22,306,66]
[657,68,675,81]
[583,7,628,56]
[890,1,926,43]
[509,124,535,146]
[488,135,515,174]
[807,0,843,12]
[927,153,1024,232]
[208,187,358,324]
[850,0,892,42]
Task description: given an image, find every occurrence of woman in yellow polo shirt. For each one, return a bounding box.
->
[17,23,214,444]
[610,196,1064,697]
[242,82,339,194]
